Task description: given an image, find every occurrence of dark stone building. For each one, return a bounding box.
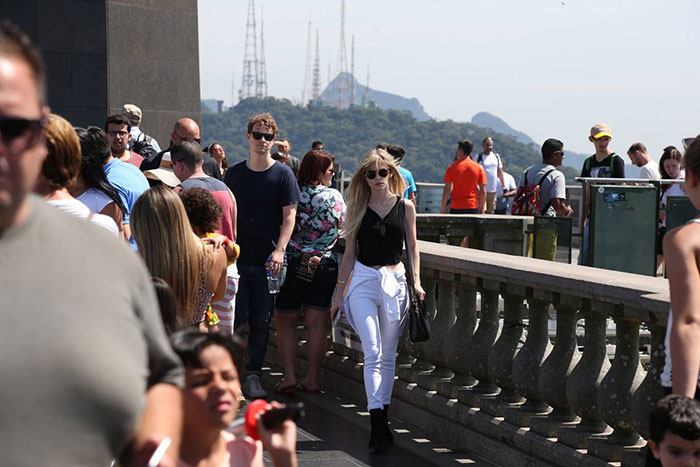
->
[0,0,201,147]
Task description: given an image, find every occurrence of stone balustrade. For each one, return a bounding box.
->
[266,239,669,467]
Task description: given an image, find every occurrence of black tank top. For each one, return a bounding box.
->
[357,196,405,267]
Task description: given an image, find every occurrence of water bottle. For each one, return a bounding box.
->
[266,256,286,294]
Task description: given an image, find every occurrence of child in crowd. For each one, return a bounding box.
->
[648,395,700,466]
[171,331,298,467]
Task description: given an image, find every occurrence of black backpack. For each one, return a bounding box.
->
[132,133,157,161]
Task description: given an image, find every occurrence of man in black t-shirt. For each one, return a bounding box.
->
[224,113,300,398]
[579,122,625,265]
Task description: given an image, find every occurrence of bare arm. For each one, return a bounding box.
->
[440,182,452,213]
[404,200,426,300]
[99,202,125,239]
[478,185,486,214]
[122,383,182,467]
[498,166,505,189]
[330,233,357,321]
[205,246,228,303]
[409,191,417,204]
[551,198,573,217]
[665,226,700,397]
[269,204,297,276]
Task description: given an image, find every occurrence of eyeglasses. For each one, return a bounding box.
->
[328,168,336,174]
[554,151,565,157]
[251,131,275,141]
[107,130,129,138]
[0,115,45,154]
[366,168,389,179]
[174,131,202,145]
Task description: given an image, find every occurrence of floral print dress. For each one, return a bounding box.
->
[288,185,346,260]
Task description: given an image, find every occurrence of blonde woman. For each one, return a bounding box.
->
[132,186,228,329]
[330,149,425,451]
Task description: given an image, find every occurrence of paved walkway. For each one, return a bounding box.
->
[257,365,497,467]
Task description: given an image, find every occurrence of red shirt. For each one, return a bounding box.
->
[122,151,144,168]
[443,157,487,209]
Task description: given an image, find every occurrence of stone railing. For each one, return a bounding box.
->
[266,240,669,467]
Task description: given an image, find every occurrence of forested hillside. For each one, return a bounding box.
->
[202,97,544,183]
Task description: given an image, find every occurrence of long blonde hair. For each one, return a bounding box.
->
[131,186,203,325]
[342,149,406,239]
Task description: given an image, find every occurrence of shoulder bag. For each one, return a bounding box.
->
[400,197,430,342]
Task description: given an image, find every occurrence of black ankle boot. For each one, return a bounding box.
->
[382,405,394,443]
[369,408,389,451]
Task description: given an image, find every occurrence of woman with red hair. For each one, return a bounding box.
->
[273,150,345,393]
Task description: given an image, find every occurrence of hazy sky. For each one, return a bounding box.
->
[198,0,699,159]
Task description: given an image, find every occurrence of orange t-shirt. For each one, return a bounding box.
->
[443,158,487,209]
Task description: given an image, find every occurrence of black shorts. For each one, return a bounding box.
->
[657,226,667,255]
[450,208,478,214]
[275,256,338,313]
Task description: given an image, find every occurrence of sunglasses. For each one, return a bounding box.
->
[107,130,129,138]
[251,131,275,142]
[0,115,45,154]
[366,168,390,179]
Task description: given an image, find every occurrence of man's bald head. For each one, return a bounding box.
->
[172,118,200,143]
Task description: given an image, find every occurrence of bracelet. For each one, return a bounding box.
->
[337,280,347,285]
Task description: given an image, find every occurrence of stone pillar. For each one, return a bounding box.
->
[588,315,646,462]
[530,300,581,437]
[417,274,457,390]
[480,289,526,416]
[558,306,611,449]
[399,276,436,382]
[438,283,478,398]
[504,297,553,427]
[458,287,501,407]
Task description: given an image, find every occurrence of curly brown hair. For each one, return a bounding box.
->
[246,113,278,135]
[179,188,222,234]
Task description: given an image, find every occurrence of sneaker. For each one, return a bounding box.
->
[242,374,267,399]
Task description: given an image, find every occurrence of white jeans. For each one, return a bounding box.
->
[346,270,407,410]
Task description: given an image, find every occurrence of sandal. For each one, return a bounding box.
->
[300,382,321,393]
[273,381,302,394]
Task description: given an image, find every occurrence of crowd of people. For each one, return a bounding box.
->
[3,18,700,467]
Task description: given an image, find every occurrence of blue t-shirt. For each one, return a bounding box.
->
[103,158,149,247]
[224,160,300,266]
[399,167,417,199]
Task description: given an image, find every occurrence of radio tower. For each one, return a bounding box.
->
[256,4,268,98]
[239,0,257,100]
[301,18,313,105]
[335,0,349,108]
[362,62,370,106]
[311,29,321,101]
[349,35,355,106]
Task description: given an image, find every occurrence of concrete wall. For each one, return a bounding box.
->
[0,0,201,146]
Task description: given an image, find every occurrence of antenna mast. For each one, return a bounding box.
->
[350,35,355,106]
[311,29,321,101]
[239,0,258,99]
[256,4,268,98]
[335,0,349,108]
[301,17,313,105]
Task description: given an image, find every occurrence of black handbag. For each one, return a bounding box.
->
[400,199,430,343]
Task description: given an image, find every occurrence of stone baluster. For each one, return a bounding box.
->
[588,312,647,462]
[398,275,436,382]
[504,296,553,427]
[458,283,501,407]
[417,272,457,390]
[530,298,581,437]
[438,279,478,398]
[558,304,612,449]
[621,314,666,467]
[631,315,666,440]
[480,286,526,417]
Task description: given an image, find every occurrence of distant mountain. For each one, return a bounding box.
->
[321,72,432,121]
[471,112,535,146]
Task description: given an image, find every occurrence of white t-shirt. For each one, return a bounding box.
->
[478,152,503,193]
[495,172,517,212]
[76,187,113,213]
[639,161,661,180]
[47,198,119,236]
